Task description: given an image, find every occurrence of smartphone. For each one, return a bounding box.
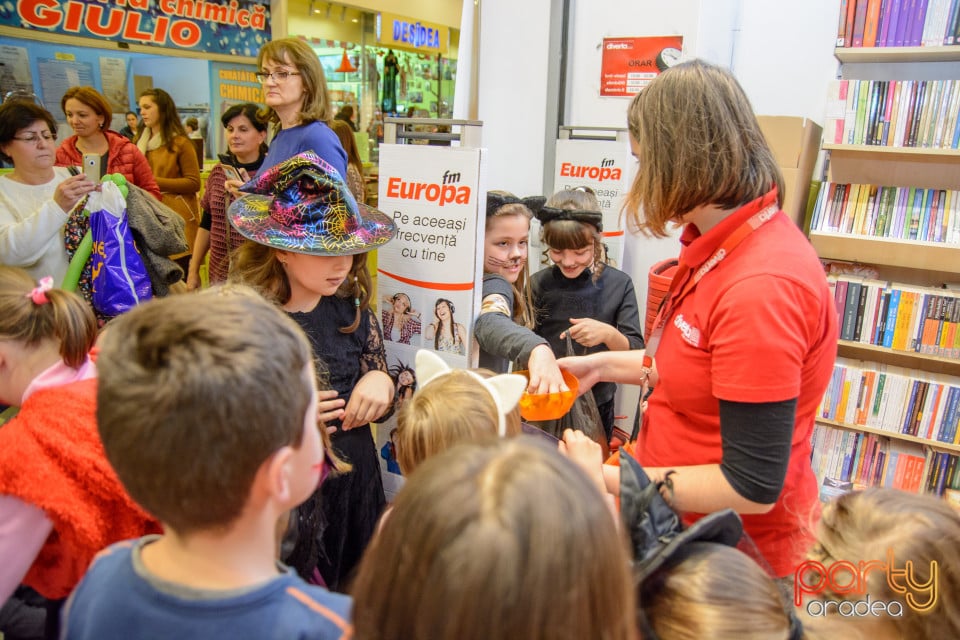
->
[82,154,101,182]
[221,164,244,183]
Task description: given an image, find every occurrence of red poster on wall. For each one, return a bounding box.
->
[600,36,683,97]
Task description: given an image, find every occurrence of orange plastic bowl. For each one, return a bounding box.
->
[514,369,579,421]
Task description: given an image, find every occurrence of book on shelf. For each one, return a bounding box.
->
[811,423,960,500]
[837,0,960,46]
[810,181,960,243]
[818,358,960,440]
[823,79,960,150]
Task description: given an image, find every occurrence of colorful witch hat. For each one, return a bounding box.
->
[228,152,396,256]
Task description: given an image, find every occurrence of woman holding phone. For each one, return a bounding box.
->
[0,100,97,284]
[55,86,161,200]
[186,103,268,289]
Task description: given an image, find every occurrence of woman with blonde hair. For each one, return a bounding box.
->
[55,86,160,199]
[253,37,347,179]
[350,437,635,640]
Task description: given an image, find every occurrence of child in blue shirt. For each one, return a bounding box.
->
[61,288,352,640]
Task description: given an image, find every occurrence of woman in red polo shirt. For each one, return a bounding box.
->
[559,59,838,580]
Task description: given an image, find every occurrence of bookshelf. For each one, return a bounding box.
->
[835,46,960,63]
[810,34,960,499]
[817,418,960,455]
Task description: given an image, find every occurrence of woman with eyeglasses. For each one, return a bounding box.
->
[251,38,347,180]
[55,86,161,200]
[0,100,97,283]
[135,87,202,257]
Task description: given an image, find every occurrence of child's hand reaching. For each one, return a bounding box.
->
[526,344,567,394]
[559,429,606,494]
[342,370,393,430]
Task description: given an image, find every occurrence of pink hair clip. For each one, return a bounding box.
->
[27,276,54,305]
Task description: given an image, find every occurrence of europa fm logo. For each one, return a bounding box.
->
[558,158,621,182]
[794,550,938,617]
[385,170,471,207]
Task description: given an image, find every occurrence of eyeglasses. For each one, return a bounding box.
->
[13,131,56,144]
[255,71,301,83]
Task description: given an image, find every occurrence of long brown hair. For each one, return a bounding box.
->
[228,241,372,333]
[329,118,364,182]
[135,88,188,152]
[623,59,783,238]
[350,438,636,640]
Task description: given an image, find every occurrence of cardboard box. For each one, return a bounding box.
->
[756,115,822,228]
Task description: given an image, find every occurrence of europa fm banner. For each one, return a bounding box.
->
[0,0,269,55]
[374,143,487,499]
[549,138,632,269]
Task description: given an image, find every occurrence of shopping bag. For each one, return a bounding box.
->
[528,333,608,458]
[89,180,153,316]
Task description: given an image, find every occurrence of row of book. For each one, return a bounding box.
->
[837,0,960,48]
[823,79,960,149]
[811,182,960,242]
[819,357,960,442]
[812,425,960,505]
[830,276,960,355]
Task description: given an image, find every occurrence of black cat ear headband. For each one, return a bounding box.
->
[485,193,547,218]
[535,205,603,232]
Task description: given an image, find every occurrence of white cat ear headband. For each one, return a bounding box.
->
[415,350,526,437]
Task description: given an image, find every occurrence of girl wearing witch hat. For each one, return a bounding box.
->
[228,152,397,591]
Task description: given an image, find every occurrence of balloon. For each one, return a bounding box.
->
[61,230,93,292]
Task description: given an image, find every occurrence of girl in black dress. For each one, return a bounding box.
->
[228,151,397,591]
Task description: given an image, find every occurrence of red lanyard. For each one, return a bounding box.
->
[643,204,780,368]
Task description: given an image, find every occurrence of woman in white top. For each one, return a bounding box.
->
[0,101,96,283]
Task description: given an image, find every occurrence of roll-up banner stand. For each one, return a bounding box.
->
[375,117,486,499]
[535,126,632,272]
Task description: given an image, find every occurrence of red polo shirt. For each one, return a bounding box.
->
[627,189,838,577]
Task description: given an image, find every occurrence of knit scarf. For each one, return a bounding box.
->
[136,130,164,155]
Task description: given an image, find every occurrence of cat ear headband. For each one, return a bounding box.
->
[485,193,547,218]
[534,205,603,232]
[415,350,526,437]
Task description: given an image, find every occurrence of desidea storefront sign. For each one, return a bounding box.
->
[376,11,449,55]
[550,138,631,269]
[374,142,486,498]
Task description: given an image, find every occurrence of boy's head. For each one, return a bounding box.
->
[96,286,323,535]
[394,351,524,475]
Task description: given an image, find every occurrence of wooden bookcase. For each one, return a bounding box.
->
[811,46,960,488]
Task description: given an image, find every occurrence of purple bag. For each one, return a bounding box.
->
[89,180,153,316]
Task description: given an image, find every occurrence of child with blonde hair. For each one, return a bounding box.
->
[351,437,636,640]
[474,192,566,395]
[393,350,526,476]
[796,487,960,638]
